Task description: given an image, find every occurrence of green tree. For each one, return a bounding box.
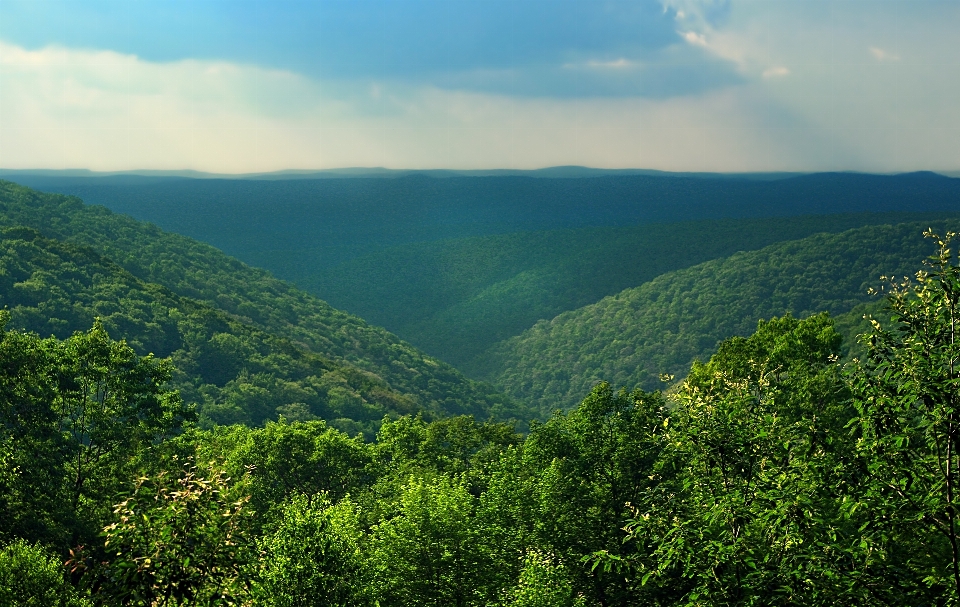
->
[0,314,72,546]
[87,460,255,606]
[513,383,669,606]
[499,550,586,607]
[248,419,371,506]
[369,475,492,607]
[850,230,960,604]
[0,315,193,549]
[255,495,368,607]
[631,314,859,606]
[0,539,91,607]
[55,320,193,541]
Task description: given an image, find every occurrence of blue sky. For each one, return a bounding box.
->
[0,0,957,172]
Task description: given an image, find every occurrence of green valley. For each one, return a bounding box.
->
[6,176,960,605]
[0,181,528,432]
[311,212,960,367]
[478,221,960,414]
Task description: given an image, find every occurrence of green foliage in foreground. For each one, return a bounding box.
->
[0,180,527,430]
[314,212,958,368]
[482,220,960,415]
[9,233,960,605]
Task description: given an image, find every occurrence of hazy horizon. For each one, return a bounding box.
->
[1,1,958,174]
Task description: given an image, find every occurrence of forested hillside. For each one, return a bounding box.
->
[480,221,960,414]
[0,181,527,430]
[312,212,959,367]
[14,171,960,370]
[9,246,960,604]
[8,175,960,604]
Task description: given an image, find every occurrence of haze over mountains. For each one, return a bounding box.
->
[2,171,959,422]
[7,171,959,270]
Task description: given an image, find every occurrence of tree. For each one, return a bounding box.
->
[369,475,492,607]
[629,314,859,606]
[0,314,72,546]
[255,495,368,607]
[517,383,670,606]
[247,419,372,507]
[0,315,193,549]
[851,230,960,604]
[0,539,91,607]
[499,550,585,607]
[56,319,193,531]
[86,460,255,606]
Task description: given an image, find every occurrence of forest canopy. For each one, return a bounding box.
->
[6,229,960,605]
[5,178,960,604]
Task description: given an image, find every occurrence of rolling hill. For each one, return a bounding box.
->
[8,171,960,371]
[10,171,960,276]
[477,221,960,415]
[0,181,528,431]
[309,212,960,368]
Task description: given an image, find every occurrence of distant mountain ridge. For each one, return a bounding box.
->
[8,171,959,274]
[0,166,810,180]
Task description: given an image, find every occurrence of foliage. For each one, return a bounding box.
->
[373,414,522,484]
[850,230,960,603]
[10,172,960,606]
[0,312,191,550]
[628,314,861,606]
[254,496,368,607]
[499,550,586,607]
[316,213,955,369]
[87,460,255,606]
[509,383,670,606]
[0,539,91,607]
[22,170,960,296]
[0,312,73,547]
[233,419,373,524]
[369,475,494,607]
[484,220,960,414]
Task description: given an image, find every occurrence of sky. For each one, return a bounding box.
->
[0,0,957,173]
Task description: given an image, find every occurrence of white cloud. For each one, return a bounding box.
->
[564,58,638,70]
[1,12,959,176]
[869,46,900,62]
[681,31,709,47]
[0,40,817,172]
[586,58,636,69]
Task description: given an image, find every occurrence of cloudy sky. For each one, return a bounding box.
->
[0,0,957,173]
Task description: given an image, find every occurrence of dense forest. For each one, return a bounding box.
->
[6,175,960,604]
[312,212,958,368]
[480,221,960,414]
[12,170,960,370]
[16,173,960,274]
[0,181,529,434]
[7,234,960,605]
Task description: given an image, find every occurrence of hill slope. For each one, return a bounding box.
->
[311,212,960,368]
[479,221,960,414]
[0,181,527,429]
[0,226,427,431]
